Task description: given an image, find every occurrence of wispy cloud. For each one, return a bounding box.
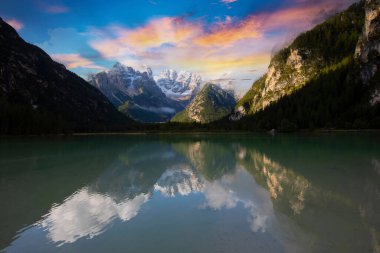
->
[37,1,70,14]
[91,17,201,55]
[194,17,261,47]
[220,0,238,9]
[89,16,269,70]
[45,5,69,13]
[5,18,24,31]
[86,0,355,93]
[221,0,238,3]
[52,53,104,70]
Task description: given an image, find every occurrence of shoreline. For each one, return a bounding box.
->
[1,129,380,138]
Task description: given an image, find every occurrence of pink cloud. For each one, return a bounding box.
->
[257,2,349,32]
[52,54,104,70]
[90,17,202,58]
[44,5,70,14]
[194,17,261,47]
[88,0,356,93]
[221,0,238,3]
[36,1,70,14]
[5,19,24,31]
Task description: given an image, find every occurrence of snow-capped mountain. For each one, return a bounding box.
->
[89,63,183,122]
[154,167,204,197]
[89,62,156,106]
[156,69,202,102]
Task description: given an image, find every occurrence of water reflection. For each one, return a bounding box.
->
[200,167,273,233]
[238,148,310,215]
[1,134,379,253]
[154,166,204,197]
[36,141,274,246]
[39,188,149,245]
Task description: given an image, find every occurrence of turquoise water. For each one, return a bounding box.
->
[0,134,379,253]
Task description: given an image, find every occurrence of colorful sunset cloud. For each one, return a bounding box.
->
[52,54,104,70]
[1,0,358,93]
[5,19,23,31]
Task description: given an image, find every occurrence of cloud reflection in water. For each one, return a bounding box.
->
[39,188,149,245]
[30,141,313,248]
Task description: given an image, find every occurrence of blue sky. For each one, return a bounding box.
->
[0,0,356,95]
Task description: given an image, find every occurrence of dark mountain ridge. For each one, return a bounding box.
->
[0,18,134,134]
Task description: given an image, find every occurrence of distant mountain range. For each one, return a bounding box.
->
[0,18,133,134]
[0,0,379,133]
[89,63,185,123]
[89,64,216,123]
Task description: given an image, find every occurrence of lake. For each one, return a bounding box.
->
[0,133,379,253]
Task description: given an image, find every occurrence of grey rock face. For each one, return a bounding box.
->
[355,0,380,106]
[259,48,318,110]
[89,63,183,122]
[89,63,158,107]
[355,0,380,84]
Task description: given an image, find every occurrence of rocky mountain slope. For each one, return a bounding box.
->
[172,83,236,124]
[231,0,380,129]
[155,69,202,103]
[0,18,132,134]
[89,63,183,123]
[355,0,380,103]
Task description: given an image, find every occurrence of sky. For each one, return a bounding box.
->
[1,0,357,95]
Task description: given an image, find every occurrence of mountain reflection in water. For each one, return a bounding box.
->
[0,134,379,253]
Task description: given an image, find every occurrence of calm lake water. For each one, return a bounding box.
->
[0,133,379,253]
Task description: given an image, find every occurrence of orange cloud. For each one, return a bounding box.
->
[161,49,270,74]
[5,19,23,31]
[91,39,133,59]
[121,17,200,48]
[91,17,201,57]
[88,0,354,94]
[194,17,261,47]
[52,54,104,70]
[195,1,346,47]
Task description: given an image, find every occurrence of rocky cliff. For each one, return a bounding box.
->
[355,0,380,105]
[231,1,380,129]
[235,1,366,118]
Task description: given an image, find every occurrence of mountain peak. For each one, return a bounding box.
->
[156,69,202,102]
[141,65,153,80]
[109,62,153,80]
[113,62,123,68]
[171,82,236,124]
[203,82,219,89]
[110,62,133,74]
